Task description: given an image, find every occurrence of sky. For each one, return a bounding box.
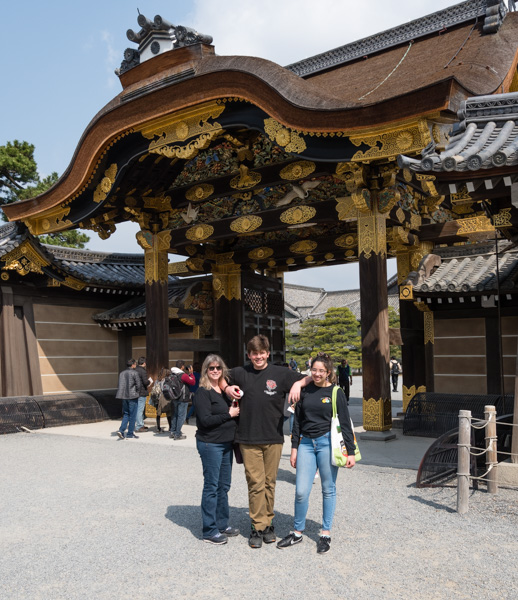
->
[2,0,456,289]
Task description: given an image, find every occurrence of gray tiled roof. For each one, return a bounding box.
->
[413,242,518,294]
[398,91,518,173]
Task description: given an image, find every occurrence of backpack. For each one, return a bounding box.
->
[162,372,185,402]
[391,361,400,375]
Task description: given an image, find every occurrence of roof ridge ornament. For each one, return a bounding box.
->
[117,14,213,76]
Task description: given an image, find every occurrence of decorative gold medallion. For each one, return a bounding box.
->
[185,224,214,241]
[280,206,316,225]
[186,184,214,202]
[286,258,295,265]
[334,234,357,248]
[399,284,413,300]
[263,118,307,154]
[279,161,316,180]
[230,215,263,234]
[93,164,118,203]
[229,165,261,190]
[248,247,274,261]
[289,240,317,254]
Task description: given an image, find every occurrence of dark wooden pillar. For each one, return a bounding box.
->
[358,210,392,432]
[137,230,171,380]
[485,315,502,394]
[212,264,243,369]
[400,300,427,411]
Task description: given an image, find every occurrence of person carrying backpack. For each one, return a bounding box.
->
[166,360,195,440]
[390,357,402,392]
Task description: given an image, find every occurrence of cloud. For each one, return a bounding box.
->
[190,0,455,65]
[101,29,120,89]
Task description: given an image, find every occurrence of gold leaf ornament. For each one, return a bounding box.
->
[280,161,316,180]
[289,240,317,254]
[230,215,263,233]
[280,206,316,225]
[186,184,214,202]
[248,247,274,261]
[185,224,214,241]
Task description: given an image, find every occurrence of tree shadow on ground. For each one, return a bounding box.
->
[165,504,322,542]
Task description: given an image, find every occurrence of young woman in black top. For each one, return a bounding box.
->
[277,353,356,554]
[195,354,240,545]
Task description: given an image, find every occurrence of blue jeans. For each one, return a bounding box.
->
[135,396,147,429]
[187,397,196,420]
[119,398,138,437]
[171,400,188,436]
[294,432,338,532]
[196,439,233,538]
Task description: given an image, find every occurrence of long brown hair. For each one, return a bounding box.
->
[199,354,230,390]
[311,352,336,384]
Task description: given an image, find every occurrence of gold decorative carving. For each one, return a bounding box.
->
[280,206,316,225]
[358,210,386,259]
[351,188,372,213]
[492,208,512,228]
[24,205,73,235]
[402,385,426,412]
[263,118,307,153]
[334,234,357,248]
[289,240,317,254]
[335,196,357,221]
[185,224,214,242]
[185,245,198,256]
[137,230,171,285]
[229,165,261,190]
[325,253,334,260]
[396,207,405,223]
[1,240,49,275]
[414,301,431,313]
[457,215,494,239]
[143,195,172,212]
[212,263,241,301]
[335,162,368,192]
[403,168,413,182]
[1,272,9,281]
[62,276,86,291]
[424,311,434,345]
[139,102,225,160]
[286,258,295,265]
[93,164,118,203]
[186,257,205,271]
[186,184,214,202]
[279,161,316,180]
[168,261,189,275]
[409,213,422,231]
[248,247,274,261]
[230,215,263,234]
[450,187,472,204]
[362,397,392,431]
[350,119,431,162]
[410,241,433,271]
[168,308,179,318]
[399,284,413,300]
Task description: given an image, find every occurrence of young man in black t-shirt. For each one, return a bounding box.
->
[224,335,303,549]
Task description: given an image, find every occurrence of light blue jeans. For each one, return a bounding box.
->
[294,432,338,532]
[135,396,147,430]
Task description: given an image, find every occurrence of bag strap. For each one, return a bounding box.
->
[331,385,339,419]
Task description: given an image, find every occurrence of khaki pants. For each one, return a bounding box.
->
[240,443,283,531]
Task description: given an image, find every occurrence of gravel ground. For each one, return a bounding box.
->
[1,431,517,600]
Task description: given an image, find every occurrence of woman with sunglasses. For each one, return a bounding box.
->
[277,352,356,554]
[195,354,240,544]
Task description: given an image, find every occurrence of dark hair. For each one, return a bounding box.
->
[138,357,146,366]
[311,353,336,383]
[247,334,270,354]
[126,358,137,368]
[176,359,186,369]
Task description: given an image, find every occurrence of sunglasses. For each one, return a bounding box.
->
[208,366,222,371]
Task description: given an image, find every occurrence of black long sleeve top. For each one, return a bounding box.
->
[195,387,236,444]
[291,383,356,455]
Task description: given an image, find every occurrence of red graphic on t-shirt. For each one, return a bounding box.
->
[265,380,277,396]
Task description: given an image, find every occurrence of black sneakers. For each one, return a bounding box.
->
[220,527,239,537]
[316,535,331,554]
[249,528,263,548]
[262,525,276,544]
[203,533,228,545]
[276,532,302,549]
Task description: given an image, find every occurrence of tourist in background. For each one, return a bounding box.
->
[195,354,240,545]
[336,358,352,404]
[277,353,355,554]
[135,356,151,432]
[390,356,402,392]
[116,359,141,440]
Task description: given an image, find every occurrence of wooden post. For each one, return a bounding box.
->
[485,405,498,494]
[457,409,471,514]
[358,209,392,432]
[212,263,243,368]
[137,230,171,381]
